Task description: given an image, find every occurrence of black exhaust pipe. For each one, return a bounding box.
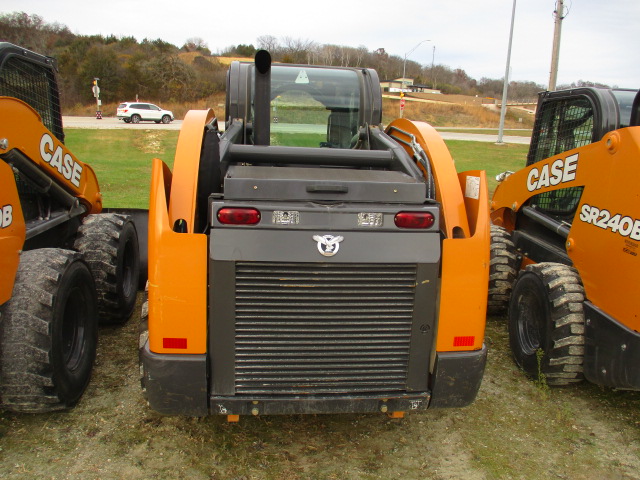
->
[253,50,271,146]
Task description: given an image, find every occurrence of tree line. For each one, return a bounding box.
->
[1,12,608,110]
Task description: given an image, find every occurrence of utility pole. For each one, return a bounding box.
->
[431,45,436,90]
[497,0,517,145]
[400,40,430,118]
[548,0,566,91]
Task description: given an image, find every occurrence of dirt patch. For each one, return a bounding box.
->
[1,302,640,479]
[132,130,165,154]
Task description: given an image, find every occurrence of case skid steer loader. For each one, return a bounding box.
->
[0,43,142,412]
[140,51,490,419]
[490,87,640,389]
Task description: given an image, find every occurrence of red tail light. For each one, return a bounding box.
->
[163,337,187,349]
[394,211,435,229]
[454,336,475,347]
[217,207,261,225]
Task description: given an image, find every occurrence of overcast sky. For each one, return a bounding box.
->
[2,0,638,88]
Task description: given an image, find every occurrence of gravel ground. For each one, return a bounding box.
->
[2,295,640,480]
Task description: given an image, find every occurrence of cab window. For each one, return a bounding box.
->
[528,96,594,166]
[265,66,361,148]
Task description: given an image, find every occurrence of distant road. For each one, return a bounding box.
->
[63,116,182,130]
[437,131,530,144]
[62,116,530,144]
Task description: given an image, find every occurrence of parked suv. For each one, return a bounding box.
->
[116,102,174,124]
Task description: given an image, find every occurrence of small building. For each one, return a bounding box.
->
[380,78,440,94]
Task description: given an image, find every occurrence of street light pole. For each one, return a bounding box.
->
[400,39,430,118]
[497,0,517,145]
[548,0,566,91]
[431,45,436,90]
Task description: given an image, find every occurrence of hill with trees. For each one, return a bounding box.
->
[0,11,609,113]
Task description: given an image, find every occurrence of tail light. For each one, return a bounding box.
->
[394,211,435,229]
[163,337,188,349]
[217,207,261,225]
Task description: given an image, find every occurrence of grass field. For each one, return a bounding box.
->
[64,129,528,208]
[65,129,179,208]
[446,140,528,194]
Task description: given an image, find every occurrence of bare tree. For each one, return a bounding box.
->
[281,37,317,64]
[256,35,280,56]
[355,46,368,67]
[321,44,338,66]
[183,37,209,54]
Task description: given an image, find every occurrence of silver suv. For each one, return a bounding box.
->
[116,102,174,124]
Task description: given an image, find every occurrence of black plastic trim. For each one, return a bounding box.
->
[140,342,209,416]
[209,393,431,416]
[429,346,487,408]
[583,302,640,390]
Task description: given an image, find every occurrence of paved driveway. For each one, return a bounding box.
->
[63,116,530,144]
[63,116,182,130]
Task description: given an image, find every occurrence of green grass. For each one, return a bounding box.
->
[65,129,179,208]
[64,129,527,208]
[270,132,326,147]
[445,140,528,195]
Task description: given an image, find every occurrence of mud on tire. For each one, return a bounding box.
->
[0,249,98,412]
[508,262,585,386]
[138,285,149,398]
[74,213,140,324]
[488,225,519,315]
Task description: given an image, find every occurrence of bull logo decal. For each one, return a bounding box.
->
[313,234,344,257]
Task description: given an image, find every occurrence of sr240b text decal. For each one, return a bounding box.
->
[579,204,640,241]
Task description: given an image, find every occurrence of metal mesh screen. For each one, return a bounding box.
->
[233,262,416,395]
[0,55,63,141]
[527,96,593,216]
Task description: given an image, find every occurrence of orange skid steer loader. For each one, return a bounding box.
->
[0,43,142,412]
[140,51,490,419]
[490,87,640,389]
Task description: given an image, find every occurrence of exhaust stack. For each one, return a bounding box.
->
[253,50,271,146]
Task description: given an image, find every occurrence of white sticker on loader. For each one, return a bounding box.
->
[295,70,310,84]
[465,176,480,199]
[1,204,12,228]
[527,153,578,192]
[39,133,83,188]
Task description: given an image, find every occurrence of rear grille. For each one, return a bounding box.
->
[234,262,417,394]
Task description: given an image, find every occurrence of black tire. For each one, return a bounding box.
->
[131,114,141,124]
[508,262,585,386]
[123,118,131,124]
[161,115,171,124]
[0,249,98,412]
[74,213,140,324]
[488,225,519,315]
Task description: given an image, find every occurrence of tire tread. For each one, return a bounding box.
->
[0,249,91,412]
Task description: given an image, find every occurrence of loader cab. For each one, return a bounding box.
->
[526,87,638,222]
[528,87,639,166]
[0,42,64,142]
[225,60,383,148]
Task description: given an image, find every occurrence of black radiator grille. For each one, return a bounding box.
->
[234,262,417,394]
